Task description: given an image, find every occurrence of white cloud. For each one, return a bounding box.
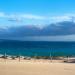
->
[0,12,75,25]
[49,15,73,23]
[51,16,70,20]
[48,13,75,23]
[0,12,46,20]
[19,14,46,20]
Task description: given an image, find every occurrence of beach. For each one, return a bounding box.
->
[0,59,75,75]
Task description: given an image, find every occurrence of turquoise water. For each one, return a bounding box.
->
[0,40,75,57]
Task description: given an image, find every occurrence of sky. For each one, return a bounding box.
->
[0,0,75,27]
[0,0,75,41]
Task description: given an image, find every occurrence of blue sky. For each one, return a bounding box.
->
[0,0,75,41]
[0,0,75,27]
[0,0,75,14]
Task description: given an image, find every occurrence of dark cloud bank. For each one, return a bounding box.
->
[0,21,75,41]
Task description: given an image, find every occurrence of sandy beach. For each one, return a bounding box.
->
[0,59,75,75]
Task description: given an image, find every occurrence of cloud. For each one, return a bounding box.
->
[0,21,75,41]
[8,17,22,23]
[0,12,46,20]
[50,16,70,20]
[7,14,46,24]
[6,14,75,24]
[0,12,75,27]
[0,12,75,21]
[19,14,46,20]
[49,13,75,23]
[0,12,46,25]
[0,21,75,35]
[49,15,74,23]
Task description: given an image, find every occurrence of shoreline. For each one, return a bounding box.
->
[0,55,75,63]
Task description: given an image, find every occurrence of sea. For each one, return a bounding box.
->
[0,40,75,57]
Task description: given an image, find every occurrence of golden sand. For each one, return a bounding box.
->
[0,59,75,75]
